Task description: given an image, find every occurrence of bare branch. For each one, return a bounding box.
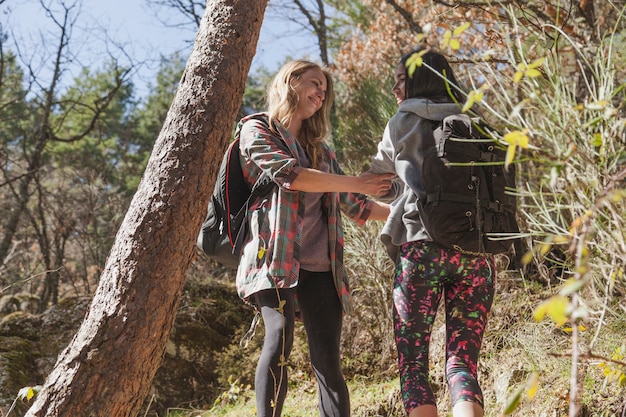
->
[145,0,206,29]
[382,0,423,34]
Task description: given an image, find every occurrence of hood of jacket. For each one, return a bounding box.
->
[397,98,462,121]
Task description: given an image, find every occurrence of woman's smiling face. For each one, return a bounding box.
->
[292,68,327,121]
[391,64,406,105]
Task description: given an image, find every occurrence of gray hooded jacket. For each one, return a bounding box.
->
[370,98,463,261]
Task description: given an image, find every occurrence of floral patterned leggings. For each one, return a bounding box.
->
[393,240,495,413]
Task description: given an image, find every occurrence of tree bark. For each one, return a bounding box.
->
[24,0,268,416]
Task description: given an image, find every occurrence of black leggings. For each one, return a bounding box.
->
[253,270,349,417]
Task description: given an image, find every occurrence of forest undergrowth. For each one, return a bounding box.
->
[170,243,625,417]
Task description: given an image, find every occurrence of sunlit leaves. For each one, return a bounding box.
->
[6,386,42,417]
[17,386,41,402]
[274,299,286,315]
[559,278,587,296]
[503,129,529,169]
[534,285,587,327]
[585,100,609,110]
[532,276,590,327]
[501,384,523,415]
[277,354,287,367]
[526,372,540,400]
[462,87,485,112]
[501,372,540,415]
[442,22,470,51]
[513,58,545,82]
[597,346,626,387]
[563,324,587,333]
[212,376,252,408]
[406,49,427,78]
[533,295,568,326]
[569,210,593,234]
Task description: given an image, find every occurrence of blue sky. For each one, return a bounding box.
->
[6,0,316,97]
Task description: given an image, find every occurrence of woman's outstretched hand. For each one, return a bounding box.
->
[357,172,396,196]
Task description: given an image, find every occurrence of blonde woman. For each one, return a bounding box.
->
[235,60,393,417]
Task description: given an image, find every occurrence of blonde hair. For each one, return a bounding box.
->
[266,60,334,169]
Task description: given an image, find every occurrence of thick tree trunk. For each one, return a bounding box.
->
[24,1,268,416]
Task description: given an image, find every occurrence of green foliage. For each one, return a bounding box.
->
[442,7,626,414]
[2,2,625,416]
[242,66,273,116]
[324,0,377,51]
[210,375,253,410]
[341,220,396,377]
[50,62,134,185]
[333,75,397,170]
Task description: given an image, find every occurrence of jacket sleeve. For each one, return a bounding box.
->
[369,121,404,202]
[325,149,373,225]
[239,118,303,190]
[371,113,431,199]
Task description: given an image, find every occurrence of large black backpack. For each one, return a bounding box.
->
[197,137,275,268]
[417,114,519,255]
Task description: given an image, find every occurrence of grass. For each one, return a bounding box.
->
[168,377,402,417]
[174,269,625,417]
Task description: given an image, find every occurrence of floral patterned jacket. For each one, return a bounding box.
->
[235,113,374,314]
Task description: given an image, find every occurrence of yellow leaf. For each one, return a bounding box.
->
[539,242,551,256]
[505,144,516,170]
[592,133,602,147]
[530,57,545,67]
[526,372,539,400]
[534,295,569,326]
[513,58,544,81]
[533,301,548,322]
[559,278,586,296]
[526,68,542,78]
[504,129,529,148]
[406,50,426,77]
[17,386,41,402]
[274,299,286,314]
[450,38,461,50]
[278,354,287,367]
[521,250,534,265]
[453,22,471,36]
[502,385,524,414]
[462,89,484,112]
[552,235,569,244]
[587,100,608,110]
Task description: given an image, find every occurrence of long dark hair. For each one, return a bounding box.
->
[400,48,465,103]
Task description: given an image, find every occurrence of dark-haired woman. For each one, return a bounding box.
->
[369,49,495,417]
